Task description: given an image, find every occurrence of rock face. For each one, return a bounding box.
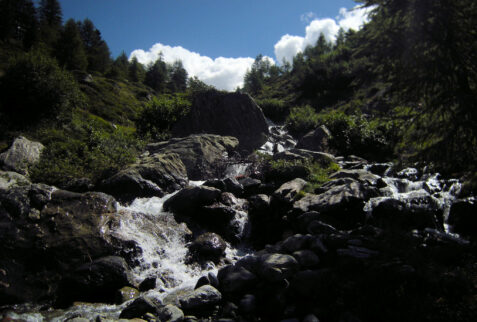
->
[172,91,269,153]
[0,136,44,176]
[296,125,332,152]
[0,184,129,304]
[147,134,239,180]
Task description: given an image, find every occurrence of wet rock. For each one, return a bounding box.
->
[139,277,157,292]
[238,177,262,196]
[294,181,374,229]
[99,152,187,202]
[281,234,310,253]
[120,297,159,319]
[293,250,320,268]
[303,314,320,322]
[179,285,222,311]
[448,198,477,237]
[164,185,221,215]
[0,136,44,176]
[195,275,211,290]
[172,91,269,153]
[273,178,307,205]
[61,256,133,304]
[273,149,337,165]
[217,265,257,294]
[189,232,226,262]
[157,304,184,322]
[296,125,332,152]
[117,286,140,303]
[248,194,271,212]
[329,169,381,186]
[257,253,299,282]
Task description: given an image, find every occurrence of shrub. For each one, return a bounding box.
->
[136,94,191,140]
[257,98,289,123]
[285,105,319,138]
[0,51,85,128]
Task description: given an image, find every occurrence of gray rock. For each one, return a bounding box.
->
[172,91,269,153]
[119,297,159,319]
[217,265,257,294]
[329,169,381,186]
[257,253,299,282]
[179,285,222,310]
[293,250,320,268]
[273,148,337,164]
[189,232,226,262]
[157,304,184,322]
[163,185,221,215]
[239,294,257,314]
[281,234,310,253]
[0,171,30,191]
[0,136,44,176]
[273,178,307,205]
[117,286,140,304]
[296,125,332,152]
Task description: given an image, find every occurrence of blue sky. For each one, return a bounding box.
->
[58,0,370,90]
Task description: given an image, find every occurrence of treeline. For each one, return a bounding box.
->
[242,0,477,175]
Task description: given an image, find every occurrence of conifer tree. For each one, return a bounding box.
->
[38,0,62,46]
[168,60,188,92]
[108,51,129,80]
[128,56,146,83]
[78,19,111,73]
[145,56,168,92]
[55,19,87,71]
[0,0,38,49]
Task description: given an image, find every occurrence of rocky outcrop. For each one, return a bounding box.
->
[0,136,44,176]
[448,198,477,237]
[147,134,239,180]
[296,125,332,152]
[172,91,269,153]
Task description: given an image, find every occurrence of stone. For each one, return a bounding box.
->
[163,185,221,215]
[273,178,307,205]
[257,253,299,282]
[189,232,226,262]
[217,265,257,294]
[273,148,337,164]
[281,234,310,253]
[239,294,257,314]
[139,277,157,292]
[296,125,332,152]
[157,304,184,322]
[178,285,222,310]
[0,171,30,191]
[172,91,269,153]
[117,286,140,303]
[292,250,320,268]
[448,198,477,237]
[119,297,159,319]
[0,136,44,176]
[147,134,239,180]
[61,256,133,304]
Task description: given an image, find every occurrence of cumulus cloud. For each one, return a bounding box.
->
[275,6,373,64]
[300,12,317,24]
[130,43,258,91]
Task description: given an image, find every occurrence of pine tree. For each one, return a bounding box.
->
[108,51,129,80]
[145,56,168,92]
[55,19,87,71]
[38,0,62,46]
[168,60,188,92]
[0,0,38,49]
[128,56,145,83]
[78,19,111,73]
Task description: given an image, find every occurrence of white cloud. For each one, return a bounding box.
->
[300,12,317,24]
[130,43,259,91]
[274,6,372,64]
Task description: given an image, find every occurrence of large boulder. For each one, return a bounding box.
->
[0,136,44,176]
[0,171,31,191]
[296,125,332,152]
[178,285,222,311]
[448,198,477,237]
[0,187,125,304]
[163,185,221,215]
[147,134,239,180]
[172,91,269,153]
[189,232,227,263]
[99,152,188,202]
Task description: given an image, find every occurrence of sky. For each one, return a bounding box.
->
[58,0,372,91]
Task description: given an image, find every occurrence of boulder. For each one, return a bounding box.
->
[146,134,239,180]
[0,188,124,304]
[296,125,332,152]
[0,136,44,176]
[172,91,269,153]
[179,285,222,311]
[99,152,187,202]
[0,171,30,191]
[189,232,227,262]
[273,149,337,165]
[217,265,258,294]
[61,256,133,304]
[294,180,377,229]
[117,286,140,303]
[448,198,477,237]
[119,297,159,319]
[163,185,221,215]
[157,304,184,322]
[272,178,307,205]
[257,253,299,282]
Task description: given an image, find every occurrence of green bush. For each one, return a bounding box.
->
[285,105,319,137]
[0,51,85,128]
[257,98,289,123]
[136,94,191,141]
